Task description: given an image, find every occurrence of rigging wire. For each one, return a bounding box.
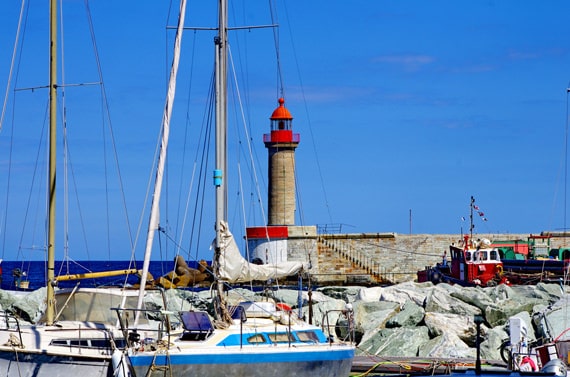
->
[1,0,29,262]
[14,100,49,275]
[268,0,285,99]
[228,45,270,229]
[83,0,139,273]
[226,1,269,231]
[564,83,570,235]
[0,0,26,135]
[174,29,198,262]
[280,1,335,225]
[60,0,73,272]
[563,82,570,284]
[186,74,216,262]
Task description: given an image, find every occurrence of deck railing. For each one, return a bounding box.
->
[317,236,391,283]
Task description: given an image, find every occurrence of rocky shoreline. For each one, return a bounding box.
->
[1,281,569,361]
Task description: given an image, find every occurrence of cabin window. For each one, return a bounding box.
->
[480,251,488,261]
[70,340,89,347]
[490,250,498,261]
[246,334,267,344]
[452,249,464,262]
[297,331,319,343]
[268,332,295,343]
[50,338,117,349]
[465,252,472,262]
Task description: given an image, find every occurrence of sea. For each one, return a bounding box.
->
[0,260,208,291]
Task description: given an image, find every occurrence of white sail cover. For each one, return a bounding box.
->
[217,222,305,283]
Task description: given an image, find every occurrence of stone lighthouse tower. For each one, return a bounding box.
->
[264,98,299,225]
[245,98,315,266]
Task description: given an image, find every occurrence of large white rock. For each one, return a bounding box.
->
[480,324,509,361]
[380,281,432,307]
[352,300,400,344]
[425,285,482,316]
[418,331,475,358]
[535,295,570,341]
[357,326,430,357]
[357,286,384,302]
[423,312,482,345]
[385,300,424,328]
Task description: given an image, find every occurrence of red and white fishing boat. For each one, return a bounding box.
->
[418,197,508,286]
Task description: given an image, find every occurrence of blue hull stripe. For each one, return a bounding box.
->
[129,348,354,366]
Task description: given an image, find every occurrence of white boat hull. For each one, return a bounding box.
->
[129,345,353,377]
[0,351,110,377]
[0,289,145,377]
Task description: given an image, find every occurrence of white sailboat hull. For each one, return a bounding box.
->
[0,322,116,377]
[0,351,111,377]
[0,289,147,377]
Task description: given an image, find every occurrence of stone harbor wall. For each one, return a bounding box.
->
[289,232,567,285]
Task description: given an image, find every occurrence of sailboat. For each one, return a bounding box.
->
[117,0,355,376]
[0,1,155,376]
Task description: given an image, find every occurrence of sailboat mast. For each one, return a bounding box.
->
[46,0,57,326]
[215,0,228,230]
[134,0,187,325]
[214,0,232,323]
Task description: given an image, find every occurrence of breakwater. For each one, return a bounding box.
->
[310,232,566,285]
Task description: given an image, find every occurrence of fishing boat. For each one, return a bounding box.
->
[0,1,153,375]
[418,197,506,287]
[418,197,570,286]
[417,234,506,287]
[114,0,355,376]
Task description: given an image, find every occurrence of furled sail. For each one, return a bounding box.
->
[217,221,305,283]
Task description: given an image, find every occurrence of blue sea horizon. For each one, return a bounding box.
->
[0,260,209,291]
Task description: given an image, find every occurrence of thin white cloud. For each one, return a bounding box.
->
[507,50,539,60]
[450,64,496,74]
[285,86,374,103]
[372,54,435,71]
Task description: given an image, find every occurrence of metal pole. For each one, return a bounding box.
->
[46,0,58,326]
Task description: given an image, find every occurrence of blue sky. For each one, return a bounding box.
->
[1,1,570,263]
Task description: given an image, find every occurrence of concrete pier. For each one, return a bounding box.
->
[283,231,568,285]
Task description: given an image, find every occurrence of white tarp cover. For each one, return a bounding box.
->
[217,222,305,283]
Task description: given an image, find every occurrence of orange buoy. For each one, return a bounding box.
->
[276,303,292,312]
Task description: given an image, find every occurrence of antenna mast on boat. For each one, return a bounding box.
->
[46,0,57,326]
[469,196,475,241]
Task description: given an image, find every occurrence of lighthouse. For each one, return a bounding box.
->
[264,98,299,225]
[245,98,314,267]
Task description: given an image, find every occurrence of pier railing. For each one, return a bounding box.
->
[317,235,394,284]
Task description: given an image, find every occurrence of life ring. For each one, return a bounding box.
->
[496,265,503,275]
